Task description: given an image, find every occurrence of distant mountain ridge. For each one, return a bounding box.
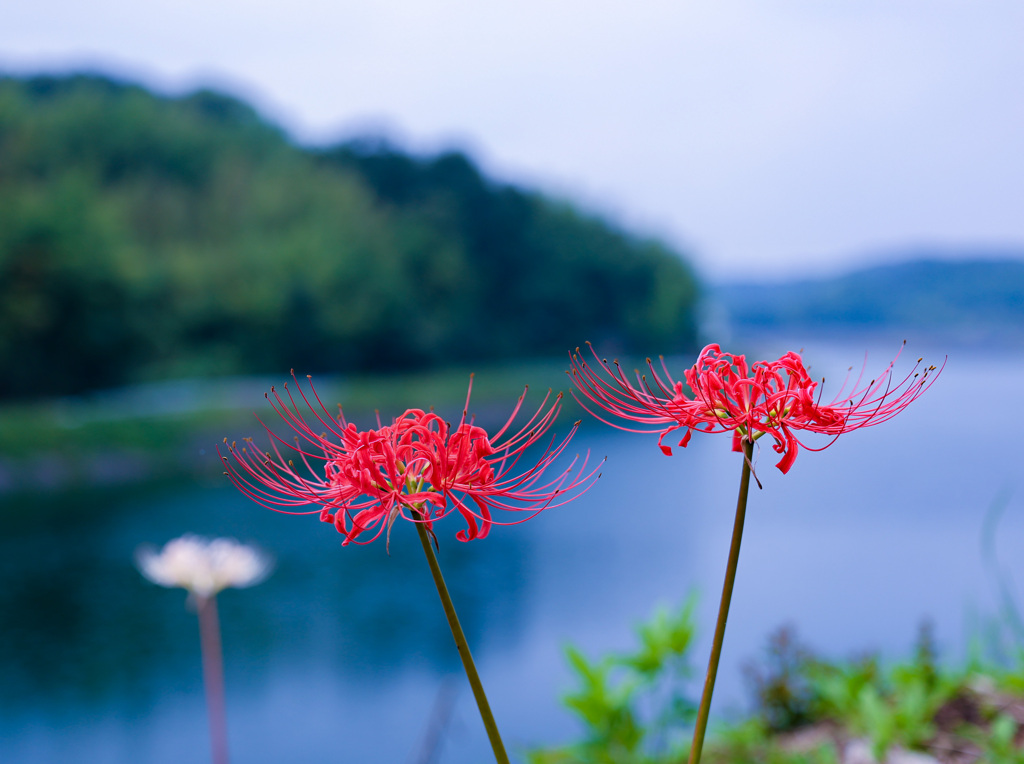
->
[715,257,1024,342]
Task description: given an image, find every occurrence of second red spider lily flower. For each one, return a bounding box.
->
[222,373,600,764]
[222,373,600,549]
[569,340,942,764]
[569,341,943,474]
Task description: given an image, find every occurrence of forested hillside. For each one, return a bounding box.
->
[0,74,700,399]
[716,258,1024,342]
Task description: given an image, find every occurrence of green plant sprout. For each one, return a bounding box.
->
[531,604,1024,764]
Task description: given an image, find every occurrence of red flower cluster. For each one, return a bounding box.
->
[223,374,599,546]
[570,342,941,474]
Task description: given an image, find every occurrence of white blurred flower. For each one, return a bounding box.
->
[136,535,272,598]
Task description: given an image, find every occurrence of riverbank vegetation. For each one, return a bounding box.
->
[0,357,591,494]
[529,601,1024,764]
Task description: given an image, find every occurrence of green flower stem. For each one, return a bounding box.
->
[688,438,754,764]
[414,518,510,764]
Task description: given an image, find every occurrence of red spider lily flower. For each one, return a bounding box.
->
[569,341,942,474]
[221,374,601,548]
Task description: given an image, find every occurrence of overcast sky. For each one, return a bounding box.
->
[3,0,1023,280]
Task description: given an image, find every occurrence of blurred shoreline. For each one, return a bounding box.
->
[1,327,1010,497]
[0,358,584,496]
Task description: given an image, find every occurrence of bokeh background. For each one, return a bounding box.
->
[1,2,1023,762]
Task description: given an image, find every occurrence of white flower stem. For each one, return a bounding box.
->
[197,594,230,764]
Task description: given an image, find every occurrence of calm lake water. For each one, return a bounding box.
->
[2,341,1022,763]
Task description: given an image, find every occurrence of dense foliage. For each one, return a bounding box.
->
[0,74,700,399]
[529,601,1024,764]
[528,599,699,764]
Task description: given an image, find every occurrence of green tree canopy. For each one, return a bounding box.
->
[0,74,700,399]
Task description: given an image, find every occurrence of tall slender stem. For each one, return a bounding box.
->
[688,438,754,764]
[414,519,510,764]
[197,594,230,764]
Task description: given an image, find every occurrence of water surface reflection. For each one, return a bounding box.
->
[2,344,1022,763]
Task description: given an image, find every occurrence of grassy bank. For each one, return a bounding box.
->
[0,358,589,495]
[528,601,1024,764]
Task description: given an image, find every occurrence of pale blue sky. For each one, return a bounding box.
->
[3,0,1022,280]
